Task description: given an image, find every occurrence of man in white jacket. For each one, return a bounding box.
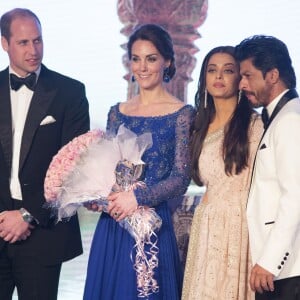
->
[236,35,300,300]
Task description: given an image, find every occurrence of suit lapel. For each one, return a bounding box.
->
[19,65,57,171]
[266,89,299,131]
[248,89,299,207]
[0,68,13,171]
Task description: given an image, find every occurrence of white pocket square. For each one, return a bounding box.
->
[40,115,56,126]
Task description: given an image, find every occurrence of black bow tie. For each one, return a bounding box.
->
[10,73,37,91]
[261,107,269,129]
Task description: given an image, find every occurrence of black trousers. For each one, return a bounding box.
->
[0,242,62,300]
[256,276,300,300]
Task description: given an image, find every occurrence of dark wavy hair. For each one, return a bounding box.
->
[190,46,254,186]
[127,23,176,79]
[0,8,41,42]
[235,35,296,89]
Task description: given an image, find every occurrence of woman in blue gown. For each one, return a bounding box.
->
[83,24,195,300]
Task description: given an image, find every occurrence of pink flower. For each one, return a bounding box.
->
[44,129,104,202]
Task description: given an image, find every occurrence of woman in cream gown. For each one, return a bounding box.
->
[182,46,263,300]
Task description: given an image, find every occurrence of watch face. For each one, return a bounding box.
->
[20,208,34,223]
[24,214,33,223]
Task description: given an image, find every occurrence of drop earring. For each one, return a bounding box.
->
[163,67,170,83]
[238,90,242,104]
[131,75,135,82]
[204,89,208,108]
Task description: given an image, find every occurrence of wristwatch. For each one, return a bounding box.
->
[19,208,36,225]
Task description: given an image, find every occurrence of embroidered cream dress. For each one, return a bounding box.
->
[182,116,263,300]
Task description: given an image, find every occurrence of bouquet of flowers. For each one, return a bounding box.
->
[44,124,162,297]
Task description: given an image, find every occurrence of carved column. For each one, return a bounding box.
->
[117,0,208,102]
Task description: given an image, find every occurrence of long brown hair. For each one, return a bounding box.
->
[190,46,254,186]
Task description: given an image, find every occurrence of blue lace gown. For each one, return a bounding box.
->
[83,103,195,300]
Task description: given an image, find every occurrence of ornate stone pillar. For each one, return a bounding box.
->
[117,0,208,102]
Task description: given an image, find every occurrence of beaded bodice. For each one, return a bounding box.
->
[106,103,195,207]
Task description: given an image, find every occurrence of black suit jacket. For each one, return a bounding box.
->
[0,65,90,265]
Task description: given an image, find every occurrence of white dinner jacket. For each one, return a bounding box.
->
[247,96,300,280]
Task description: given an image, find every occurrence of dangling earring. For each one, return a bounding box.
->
[238,90,242,104]
[131,75,135,82]
[163,67,170,83]
[204,89,208,109]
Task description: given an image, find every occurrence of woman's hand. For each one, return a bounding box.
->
[107,190,138,221]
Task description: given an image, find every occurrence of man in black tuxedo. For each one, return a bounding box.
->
[0,8,90,300]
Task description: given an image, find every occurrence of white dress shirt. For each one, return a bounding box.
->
[9,67,40,200]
